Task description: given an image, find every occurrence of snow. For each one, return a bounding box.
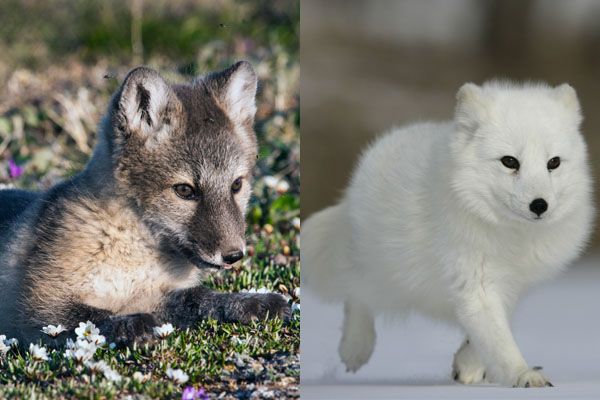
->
[301,257,600,399]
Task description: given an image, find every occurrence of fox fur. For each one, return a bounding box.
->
[0,61,289,345]
[303,81,594,387]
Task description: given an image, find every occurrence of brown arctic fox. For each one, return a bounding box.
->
[0,61,290,345]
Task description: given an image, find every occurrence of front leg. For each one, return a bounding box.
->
[20,302,112,346]
[61,303,159,346]
[456,286,552,387]
[158,286,291,327]
[452,338,487,384]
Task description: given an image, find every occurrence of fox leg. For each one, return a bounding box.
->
[456,288,552,387]
[339,301,376,372]
[158,286,291,327]
[64,303,159,345]
[20,303,158,346]
[26,287,290,347]
[452,338,487,384]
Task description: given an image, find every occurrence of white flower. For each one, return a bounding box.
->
[263,176,278,188]
[67,338,98,352]
[75,321,100,340]
[103,367,122,382]
[292,217,300,230]
[0,336,17,357]
[0,336,9,356]
[85,360,109,373]
[275,180,290,194]
[64,338,97,363]
[292,303,300,313]
[29,343,49,361]
[166,368,189,384]
[132,371,151,383]
[74,321,105,345]
[41,324,67,337]
[293,287,300,298]
[86,360,122,382]
[243,287,270,294]
[263,176,290,193]
[153,323,174,339]
[88,333,106,346]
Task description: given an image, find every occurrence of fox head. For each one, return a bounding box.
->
[108,62,257,268]
[451,81,592,225]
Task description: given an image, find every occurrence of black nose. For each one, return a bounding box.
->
[223,250,244,264]
[529,198,548,216]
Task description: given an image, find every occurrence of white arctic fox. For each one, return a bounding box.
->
[303,81,594,387]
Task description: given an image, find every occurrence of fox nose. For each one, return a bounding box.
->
[222,249,244,264]
[529,198,548,216]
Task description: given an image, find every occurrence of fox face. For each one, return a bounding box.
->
[451,81,591,225]
[110,62,258,267]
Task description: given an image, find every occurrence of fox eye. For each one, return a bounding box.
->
[231,177,243,194]
[500,156,520,170]
[173,184,196,200]
[547,156,561,170]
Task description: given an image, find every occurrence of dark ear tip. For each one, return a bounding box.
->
[231,60,256,78]
[122,66,162,85]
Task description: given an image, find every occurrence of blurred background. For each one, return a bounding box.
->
[301,0,600,250]
[0,0,299,229]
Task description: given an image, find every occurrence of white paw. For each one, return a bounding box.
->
[338,303,376,373]
[338,325,375,372]
[452,340,487,384]
[514,367,553,388]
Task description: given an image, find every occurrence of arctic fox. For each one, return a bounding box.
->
[303,81,594,387]
[0,62,289,346]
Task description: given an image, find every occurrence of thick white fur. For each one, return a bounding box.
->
[303,81,594,387]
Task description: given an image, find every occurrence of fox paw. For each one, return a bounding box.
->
[452,340,486,384]
[513,367,553,388]
[338,321,375,372]
[242,293,291,322]
[100,313,159,346]
[452,363,486,384]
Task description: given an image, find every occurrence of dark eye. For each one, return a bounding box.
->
[231,177,243,194]
[547,156,561,170]
[173,184,196,200]
[500,156,520,170]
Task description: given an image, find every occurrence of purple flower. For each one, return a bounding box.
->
[8,159,24,179]
[182,386,209,400]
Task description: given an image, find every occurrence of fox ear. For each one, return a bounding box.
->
[115,67,180,139]
[455,83,488,134]
[554,83,581,114]
[206,61,258,126]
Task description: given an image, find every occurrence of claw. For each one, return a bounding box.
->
[453,371,459,381]
[525,382,530,388]
[533,366,543,371]
[545,382,554,387]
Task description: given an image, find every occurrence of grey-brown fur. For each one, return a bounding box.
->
[0,62,290,346]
